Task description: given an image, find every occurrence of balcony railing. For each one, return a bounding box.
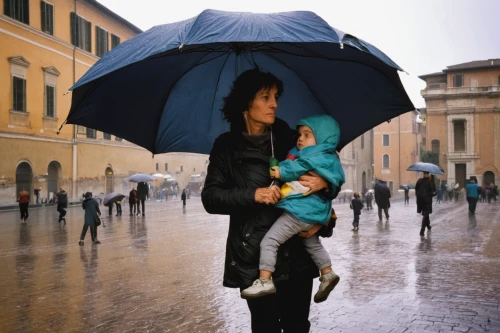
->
[421,85,500,96]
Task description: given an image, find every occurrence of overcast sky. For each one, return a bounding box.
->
[98,0,500,108]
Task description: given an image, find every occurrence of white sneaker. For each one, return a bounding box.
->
[314,271,340,303]
[241,278,276,299]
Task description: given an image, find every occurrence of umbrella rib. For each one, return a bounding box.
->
[262,51,330,115]
[208,53,232,126]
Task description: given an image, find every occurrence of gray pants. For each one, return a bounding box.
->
[260,212,331,272]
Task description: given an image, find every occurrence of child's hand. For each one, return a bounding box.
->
[270,166,281,179]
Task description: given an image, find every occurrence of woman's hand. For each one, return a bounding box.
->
[255,186,281,205]
[298,224,322,238]
[298,171,328,195]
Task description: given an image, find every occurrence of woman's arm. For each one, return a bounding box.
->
[202,137,278,215]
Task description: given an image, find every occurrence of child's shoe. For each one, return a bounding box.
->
[240,278,276,299]
[93,240,101,244]
[79,240,84,246]
[314,271,340,303]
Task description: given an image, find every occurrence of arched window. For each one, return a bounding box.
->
[383,154,390,168]
[431,139,440,154]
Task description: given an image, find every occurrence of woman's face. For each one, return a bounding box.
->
[246,86,279,127]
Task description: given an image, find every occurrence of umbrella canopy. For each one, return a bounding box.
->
[399,184,415,190]
[407,162,444,175]
[103,192,126,206]
[340,189,353,193]
[152,173,164,178]
[64,9,414,155]
[126,173,156,182]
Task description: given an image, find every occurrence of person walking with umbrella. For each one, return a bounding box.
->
[17,188,30,223]
[129,188,138,216]
[465,178,479,214]
[416,172,436,237]
[403,186,410,205]
[136,182,148,216]
[202,69,333,332]
[374,180,391,222]
[365,189,373,210]
[56,187,68,224]
[181,189,187,207]
[79,192,101,245]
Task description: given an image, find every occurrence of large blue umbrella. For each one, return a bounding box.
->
[407,162,444,175]
[63,9,414,154]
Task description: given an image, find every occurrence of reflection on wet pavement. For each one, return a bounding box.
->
[0,198,499,332]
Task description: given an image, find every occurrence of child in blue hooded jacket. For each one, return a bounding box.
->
[241,115,345,303]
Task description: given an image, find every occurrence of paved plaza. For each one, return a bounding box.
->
[0,197,499,333]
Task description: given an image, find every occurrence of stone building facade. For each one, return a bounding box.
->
[419,59,500,188]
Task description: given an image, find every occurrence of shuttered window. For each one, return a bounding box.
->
[45,85,55,117]
[4,0,30,24]
[383,134,390,146]
[95,26,108,57]
[454,74,464,87]
[111,34,120,49]
[41,1,54,35]
[86,128,96,139]
[383,154,390,168]
[13,76,26,112]
[70,12,91,52]
[103,133,111,140]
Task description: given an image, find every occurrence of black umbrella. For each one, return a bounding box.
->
[62,10,414,154]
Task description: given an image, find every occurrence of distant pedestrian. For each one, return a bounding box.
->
[17,189,30,223]
[416,172,436,236]
[465,178,479,214]
[404,187,410,205]
[350,192,364,231]
[365,190,373,210]
[374,180,391,221]
[115,200,122,216]
[137,182,148,216]
[181,189,187,206]
[436,187,443,204]
[34,188,40,204]
[129,188,138,216]
[56,188,68,224]
[480,186,487,203]
[79,192,101,246]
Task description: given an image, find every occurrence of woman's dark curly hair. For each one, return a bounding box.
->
[221,69,283,131]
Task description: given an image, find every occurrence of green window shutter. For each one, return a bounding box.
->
[70,12,76,46]
[13,77,26,112]
[104,30,108,54]
[4,0,11,17]
[95,26,100,56]
[41,1,46,32]
[47,3,53,35]
[46,85,55,117]
[85,20,91,52]
[22,0,29,24]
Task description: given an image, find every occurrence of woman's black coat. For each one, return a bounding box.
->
[416,177,436,214]
[136,182,148,201]
[202,118,321,289]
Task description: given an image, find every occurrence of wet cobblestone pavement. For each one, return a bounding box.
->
[0,197,499,332]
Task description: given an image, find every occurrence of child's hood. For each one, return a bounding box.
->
[296,115,340,148]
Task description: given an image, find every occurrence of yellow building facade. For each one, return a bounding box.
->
[373,111,425,193]
[0,0,208,204]
[420,59,500,189]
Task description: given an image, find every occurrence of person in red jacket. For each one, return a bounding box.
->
[17,189,30,223]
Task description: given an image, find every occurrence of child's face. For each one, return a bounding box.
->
[297,125,316,150]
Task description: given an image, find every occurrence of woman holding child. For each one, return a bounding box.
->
[202,69,341,332]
